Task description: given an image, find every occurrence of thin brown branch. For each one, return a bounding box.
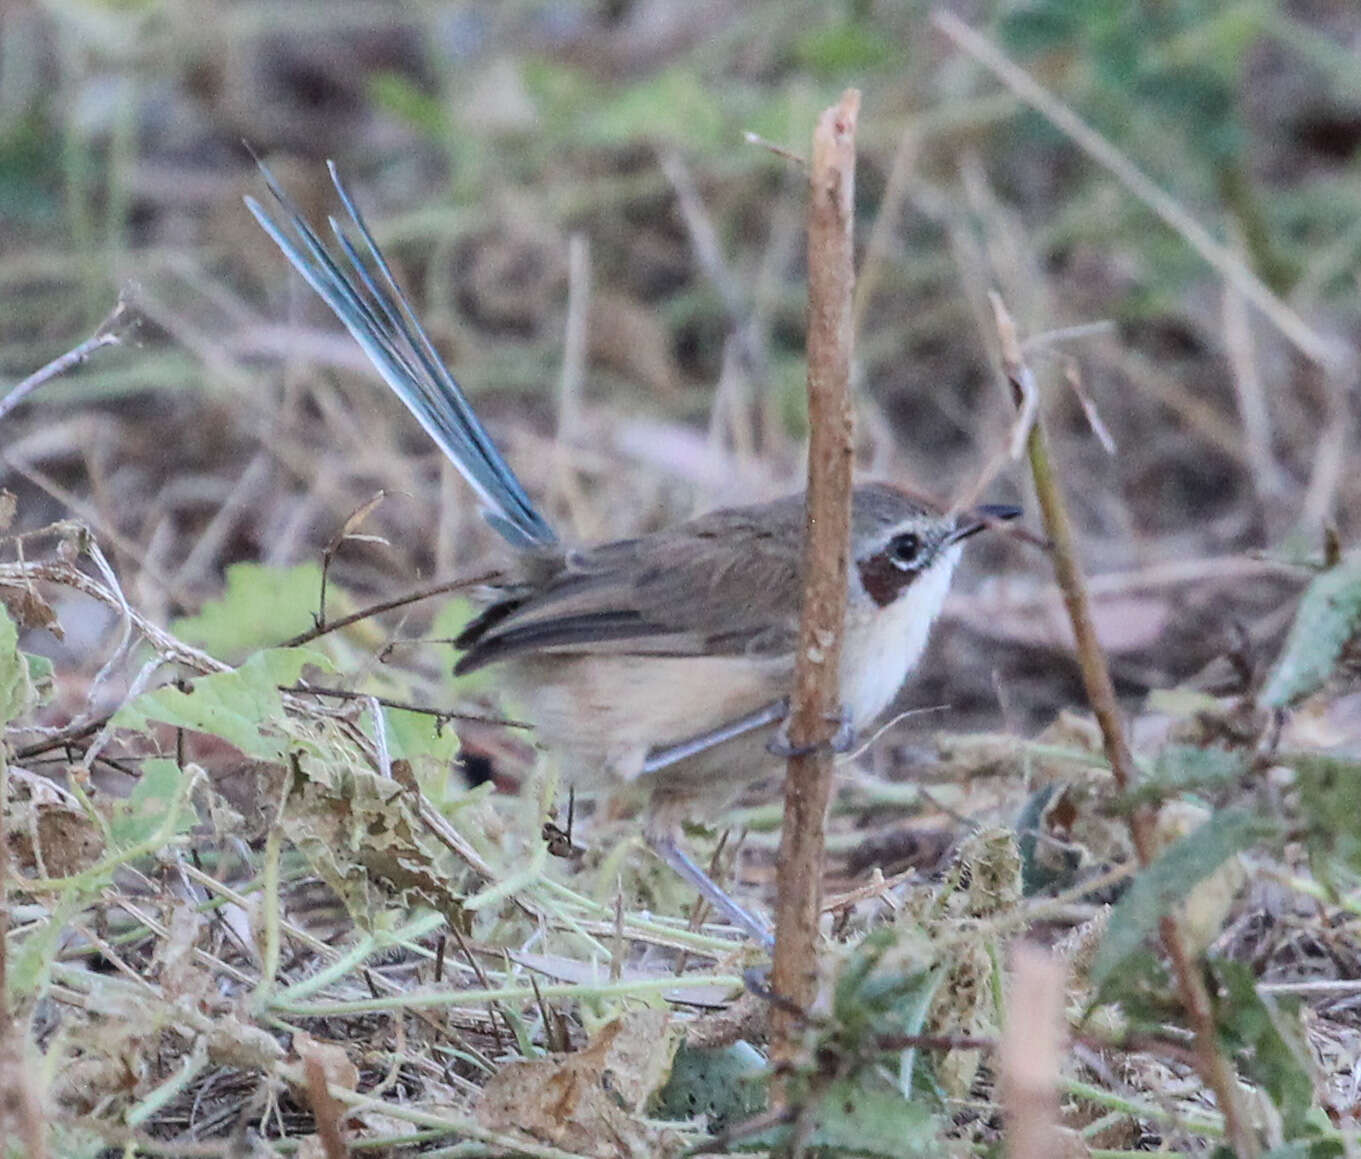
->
[742,131,808,167]
[0,297,136,421]
[990,296,1139,804]
[770,88,860,1100]
[278,571,496,649]
[990,292,1260,1159]
[281,684,529,730]
[316,491,393,633]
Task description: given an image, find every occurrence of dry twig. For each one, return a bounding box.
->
[770,88,860,1094]
[989,291,1261,1159]
[1001,943,1065,1159]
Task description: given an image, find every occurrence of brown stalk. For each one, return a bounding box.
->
[989,292,1260,1159]
[0,297,135,422]
[770,89,860,1095]
[1001,943,1065,1159]
[302,1052,351,1159]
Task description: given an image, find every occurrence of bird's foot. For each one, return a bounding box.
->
[766,705,856,758]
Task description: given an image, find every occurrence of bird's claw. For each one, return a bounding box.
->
[766,705,856,758]
[766,725,816,759]
[829,707,856,754]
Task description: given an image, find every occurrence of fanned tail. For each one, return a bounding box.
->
[246,159,557,550]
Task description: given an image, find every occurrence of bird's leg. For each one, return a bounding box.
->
[640,700,789,774]
[542,787,584,859]
[647,828,773,950]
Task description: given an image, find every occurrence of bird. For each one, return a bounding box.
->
[247,160,1020,947]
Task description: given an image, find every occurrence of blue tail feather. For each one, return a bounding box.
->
[247,161,557,550]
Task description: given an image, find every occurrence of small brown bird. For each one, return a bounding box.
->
[249,163,1018,945]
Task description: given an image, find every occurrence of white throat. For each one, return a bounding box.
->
[840,541,962,729]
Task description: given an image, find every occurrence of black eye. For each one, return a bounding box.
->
[889,532,921,568]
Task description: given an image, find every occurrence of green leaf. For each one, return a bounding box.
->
[746,1079,940,1156]
[382,707,460,765]
[804,1080,939,1157]
[1289,754,1361,876]
[795,22,893,78]
[8,896,76,1000]
[1092,808,1272,989]
[108,759,192,849]
[172,562,326,661]
[370,71,451,139]
[585,68,725,150]
[114,647,332,762]
[653,1040,766,1132]
[0,604,32,727]
[23,651,54,704]
[1125,744,1247,807]
[1261,555,1361,707]
[1211,960,1318,1140]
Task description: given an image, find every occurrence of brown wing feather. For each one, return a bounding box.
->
[455,494,808,673]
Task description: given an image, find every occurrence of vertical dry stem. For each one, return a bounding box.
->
[989,293,1259,1159]
[770,89,859,1086]
[1001,944,1065,1159]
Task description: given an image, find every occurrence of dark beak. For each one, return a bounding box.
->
[951,503,1022,544]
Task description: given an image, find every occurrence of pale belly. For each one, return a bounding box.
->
[507,652,792,800]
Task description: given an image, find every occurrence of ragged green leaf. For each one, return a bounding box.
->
[653,1040,766,1133]
[1211,960,1318,1140]
[382,707,460,765]
[108,758,193,849]
[742,1078,940,1156]
[172,562,328,660]
[114,647,332,762]
[7,896,76,1000]
[803,1080,939,1157]
[1092,807,1272,989]
[1261,554,1361,707]
[1289,754,1361,876]
[0,604,33,727]
[23,651,54,705]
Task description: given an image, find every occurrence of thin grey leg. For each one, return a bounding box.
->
[649,830,773,950]
[640,700,788,774]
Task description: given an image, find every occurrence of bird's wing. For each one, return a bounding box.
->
[455,498,805,673]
